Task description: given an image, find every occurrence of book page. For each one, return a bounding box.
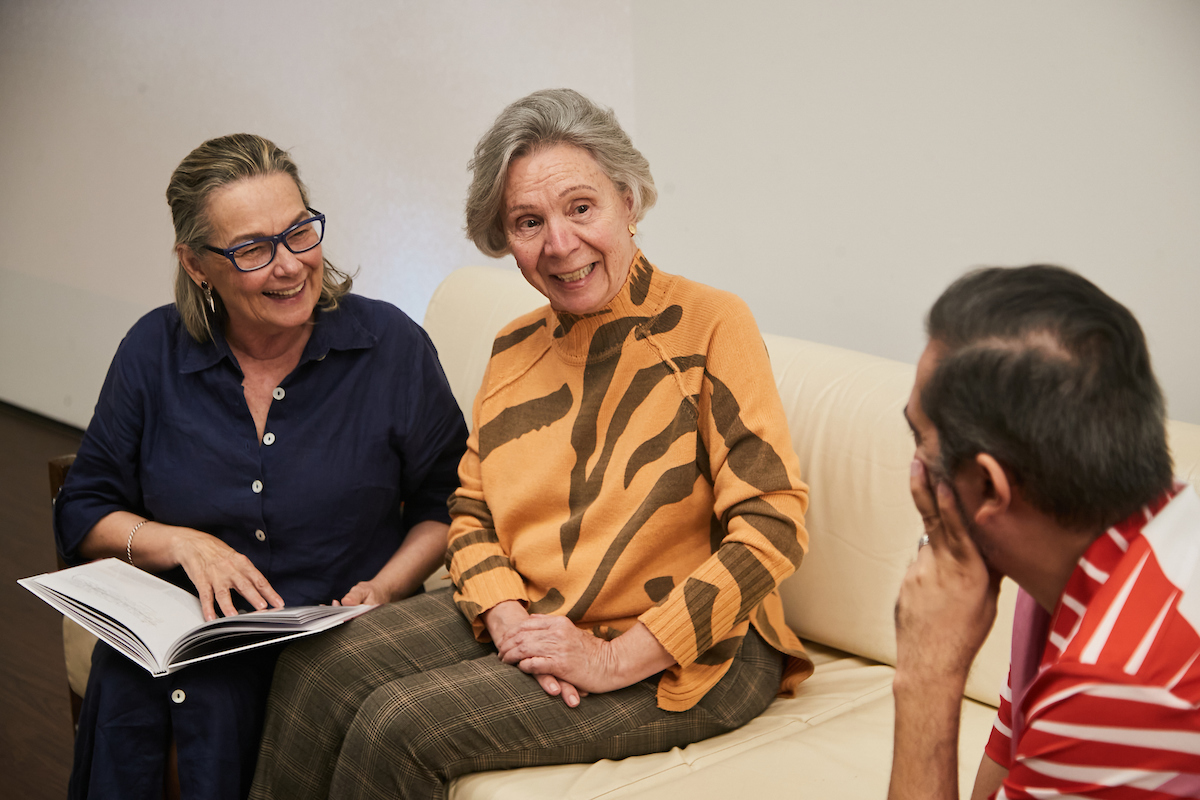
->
[25,559,204,669]
[165,604,374,661]
[166,604,374,670]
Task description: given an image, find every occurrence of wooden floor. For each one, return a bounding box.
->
[0,402,84,798]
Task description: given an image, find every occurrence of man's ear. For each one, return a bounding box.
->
[972,453,1012,526]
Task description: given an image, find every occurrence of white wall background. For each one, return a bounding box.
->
[2,0,1197,431]
[0,0,636,427]
[631,1,1200,426]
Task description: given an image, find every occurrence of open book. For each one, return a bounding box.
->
[20,558,375,676]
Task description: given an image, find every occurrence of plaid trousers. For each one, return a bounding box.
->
[249,588,783,800]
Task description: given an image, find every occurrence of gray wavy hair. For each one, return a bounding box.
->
[465,88,657,257]
[166,133,352,343]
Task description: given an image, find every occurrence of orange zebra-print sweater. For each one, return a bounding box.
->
[447,254,812,711]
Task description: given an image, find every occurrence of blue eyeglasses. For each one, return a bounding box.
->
[203,209,326,272]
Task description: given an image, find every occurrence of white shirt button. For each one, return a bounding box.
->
[171,689,186,704]
[255,529,266,542]
[272,387,285,400]
[252,480,263,493]
[263,432,276,445]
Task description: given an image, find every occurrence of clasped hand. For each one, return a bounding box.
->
[485,601,635,708]
[498,615,629,690]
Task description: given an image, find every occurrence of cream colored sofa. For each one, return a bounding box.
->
[420,265,1200,800]
[63,265,1200,798]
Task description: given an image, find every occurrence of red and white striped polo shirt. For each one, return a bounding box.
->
[984,485,1200,799]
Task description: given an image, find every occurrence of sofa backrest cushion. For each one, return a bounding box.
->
[1169,421,1200,485]
[762,333,1016,704]
[423,266,547,428]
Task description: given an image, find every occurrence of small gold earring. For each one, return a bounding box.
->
[628,223,637,236]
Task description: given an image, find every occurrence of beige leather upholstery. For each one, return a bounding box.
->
[422,265,547,428]
[64,617,98,698]
[763,333,1015,706]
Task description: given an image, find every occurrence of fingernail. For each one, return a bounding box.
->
[911,459,922,477]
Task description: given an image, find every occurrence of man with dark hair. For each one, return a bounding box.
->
[888,265,1199,800]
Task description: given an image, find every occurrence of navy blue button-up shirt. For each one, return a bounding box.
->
[55,293,468,607]
[56,294,468,797]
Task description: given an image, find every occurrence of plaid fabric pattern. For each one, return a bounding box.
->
[250,588,783,800]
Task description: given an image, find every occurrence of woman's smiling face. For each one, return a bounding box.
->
[184,172,324,346]
[503,144,637,315]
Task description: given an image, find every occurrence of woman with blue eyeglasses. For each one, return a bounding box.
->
[54,133,468,800]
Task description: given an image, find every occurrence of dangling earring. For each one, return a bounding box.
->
[200,281,215,314]
[628,223,637,236]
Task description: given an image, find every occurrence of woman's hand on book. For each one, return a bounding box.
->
[172,528,285,621]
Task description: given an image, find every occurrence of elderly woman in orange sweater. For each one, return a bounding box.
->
[250,88,812,800]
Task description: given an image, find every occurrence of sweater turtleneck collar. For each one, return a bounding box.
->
[548,251,661,363]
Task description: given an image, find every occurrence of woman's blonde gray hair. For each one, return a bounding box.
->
[465,88,657,257]
[167,133,352,342]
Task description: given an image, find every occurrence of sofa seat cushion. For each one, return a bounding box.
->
[447,642,996,800]
[64,617,98,697]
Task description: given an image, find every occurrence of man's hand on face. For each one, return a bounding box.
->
[895,459,1003,690]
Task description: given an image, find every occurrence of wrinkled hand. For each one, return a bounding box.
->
[484,601,587,707]
[495,615,628,695]
[173,528,284,621]
[337,580,392,607]
[895,460,1001,688]
[528,672,589,708]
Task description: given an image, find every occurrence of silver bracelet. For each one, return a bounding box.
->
[126,519,150,566]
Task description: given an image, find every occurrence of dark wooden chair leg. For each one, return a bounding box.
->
[48,454,86,727]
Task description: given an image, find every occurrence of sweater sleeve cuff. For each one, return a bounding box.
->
[639,599,700,668]
[455,566,529,639]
